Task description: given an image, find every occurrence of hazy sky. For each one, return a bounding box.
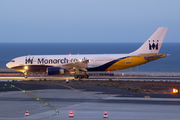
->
[0,0,180,43]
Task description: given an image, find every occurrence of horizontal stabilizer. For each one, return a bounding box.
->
[144,53,166,60]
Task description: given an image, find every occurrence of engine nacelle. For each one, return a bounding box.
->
[47,67,68,76]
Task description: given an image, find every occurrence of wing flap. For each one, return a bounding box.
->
[60,60,89,71]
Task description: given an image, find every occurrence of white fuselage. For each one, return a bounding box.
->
[6,54,131,70]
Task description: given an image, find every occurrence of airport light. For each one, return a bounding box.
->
[173,88,179,94]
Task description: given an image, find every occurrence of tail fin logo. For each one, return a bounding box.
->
[149,40,158,50]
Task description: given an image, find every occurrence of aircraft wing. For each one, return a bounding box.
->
[59,60,89,71]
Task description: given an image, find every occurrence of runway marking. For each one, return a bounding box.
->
[58,83,99,97]
[118,95,134,97]
[31,91,78,93]
[12,85,59,120]
[144,95,151,98]
[58,83,118,97]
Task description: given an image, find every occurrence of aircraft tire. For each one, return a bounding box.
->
[78,75,82,79]
[24,75,28,79]
[84,74,89,78]
[74,75,78,79]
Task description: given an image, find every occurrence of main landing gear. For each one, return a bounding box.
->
[74,74,89,79]
[73,67,89,79]
[74,71,89,79]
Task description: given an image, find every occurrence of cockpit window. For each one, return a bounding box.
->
[11,60,15,62]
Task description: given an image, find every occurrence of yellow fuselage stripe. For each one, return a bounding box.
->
[106,53,166,71]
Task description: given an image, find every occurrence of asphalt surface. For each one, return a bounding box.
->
[1,81,180,100]
[1,81,180,120]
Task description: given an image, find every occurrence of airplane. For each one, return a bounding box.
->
[6,27,168,79]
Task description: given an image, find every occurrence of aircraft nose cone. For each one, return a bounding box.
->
[6,62,11,68]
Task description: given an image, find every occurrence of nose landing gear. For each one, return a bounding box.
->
[24,71,28,78]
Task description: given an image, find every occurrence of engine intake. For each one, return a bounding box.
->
[47,67,67,76]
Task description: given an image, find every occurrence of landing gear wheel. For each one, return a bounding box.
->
[24,75,28,79]
[74,73,89,79]
[82,74,89,78]
[78,75,82,79]
[74,75,79,79]
[84,74,89,78]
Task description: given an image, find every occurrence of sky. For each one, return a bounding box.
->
[0,0,180,43]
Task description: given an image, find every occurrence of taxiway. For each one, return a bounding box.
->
[1,82,180,120]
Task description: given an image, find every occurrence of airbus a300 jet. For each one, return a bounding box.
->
[6,27,168,79]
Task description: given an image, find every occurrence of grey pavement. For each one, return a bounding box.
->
[1,82,180,120]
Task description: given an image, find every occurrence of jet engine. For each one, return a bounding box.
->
[47,67,68,76]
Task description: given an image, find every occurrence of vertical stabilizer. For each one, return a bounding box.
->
[130,27,168,54]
